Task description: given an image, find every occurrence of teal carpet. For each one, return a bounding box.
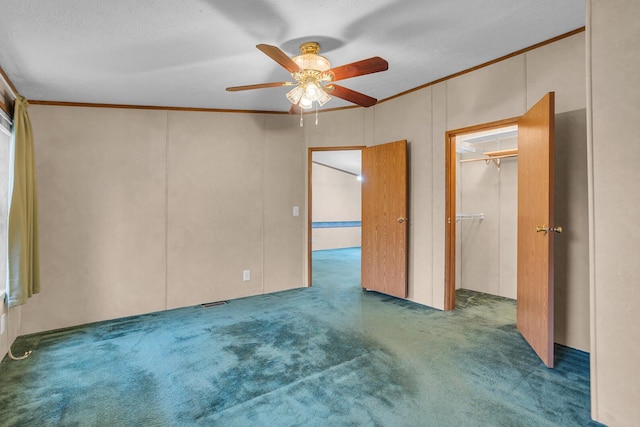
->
[0,247,600,426]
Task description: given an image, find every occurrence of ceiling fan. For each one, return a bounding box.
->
[226,42,389,113]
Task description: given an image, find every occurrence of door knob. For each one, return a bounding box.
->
[536,225,563,234]
[398,217,408,224]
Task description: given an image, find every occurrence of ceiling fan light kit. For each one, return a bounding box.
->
[226,41,389,123]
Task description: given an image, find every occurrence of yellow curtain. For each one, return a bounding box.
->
[7,96,40,307]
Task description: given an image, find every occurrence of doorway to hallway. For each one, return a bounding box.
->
[308,147,363,288]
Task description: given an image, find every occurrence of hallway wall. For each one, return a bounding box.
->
[311,162,361,251]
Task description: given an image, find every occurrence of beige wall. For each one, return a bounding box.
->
[25,107,168,332]
[263,115,307,294]
[20,106,305,334]
[313,228,360,251]
[312,162,361,251]
[554,109,589,352]
[166,111,265,307]
[373,90,436,305]
[588,1,640,424]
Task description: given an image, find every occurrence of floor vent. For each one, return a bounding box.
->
[201,301,228,308]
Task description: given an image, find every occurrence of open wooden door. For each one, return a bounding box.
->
[361,140,408,298]
[517,92,557,368]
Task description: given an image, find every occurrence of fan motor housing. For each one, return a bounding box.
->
[293,42,331,73]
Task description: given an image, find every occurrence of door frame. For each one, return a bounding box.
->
[307,146,365,287]
[444,117,520,310]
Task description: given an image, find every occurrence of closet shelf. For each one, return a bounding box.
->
[483,148,517,157]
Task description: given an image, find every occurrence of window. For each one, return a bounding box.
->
[0,106,12,302]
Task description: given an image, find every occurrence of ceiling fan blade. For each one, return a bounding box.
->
[226,82,296,92]
[289,103,301,115]
[256,44,303,73]
[325,84,378,107]
[326,57,388,82]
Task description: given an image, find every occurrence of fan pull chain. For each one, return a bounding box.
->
[315,104,319,125]
[300,108,303,127]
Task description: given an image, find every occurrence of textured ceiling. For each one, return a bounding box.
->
[0,0,585,113]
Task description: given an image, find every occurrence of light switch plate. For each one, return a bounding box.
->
[293,206,299,217]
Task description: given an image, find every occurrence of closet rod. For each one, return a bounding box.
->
[456,213,485,222]
[459,153,517,164]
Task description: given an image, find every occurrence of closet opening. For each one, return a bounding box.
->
[445,119,520,310]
